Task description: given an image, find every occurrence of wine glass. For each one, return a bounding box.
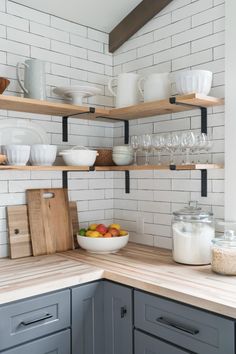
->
[140,134,152,165]
[130,135,141,165]
[152,134,164,165]
[180,131,196,165]
[203,133,213,163]
[164,132,180,165]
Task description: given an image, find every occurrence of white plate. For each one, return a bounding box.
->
[53,85,102,98]
[0,119,49,146]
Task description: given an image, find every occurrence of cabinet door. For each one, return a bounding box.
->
[2,329,70,354]
[104,281,133,354]
[72,281,104,354]
[135,330,192,354]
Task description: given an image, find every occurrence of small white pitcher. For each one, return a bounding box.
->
[108,73,140,108]
[138,73,171,102]
[17,59,46,100]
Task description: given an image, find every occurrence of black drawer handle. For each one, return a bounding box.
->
[120,306,127,318]
[21,313,53,326]
[156,316,199,336]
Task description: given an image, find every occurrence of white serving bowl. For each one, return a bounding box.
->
[175,70,213,95]
[30,144,57,166]
[112,153,133,166]
[113,145,133,154]
[59,146,98,166]
[77,234,129,254]
[2,144,30,166]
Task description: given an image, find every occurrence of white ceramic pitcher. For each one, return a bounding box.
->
[108,73,140,108]
[17,59,46,100]
[138,73,171,102]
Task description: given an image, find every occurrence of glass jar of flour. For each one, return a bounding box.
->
[172,201,215,265]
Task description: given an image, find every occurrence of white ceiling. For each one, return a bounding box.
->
[13,0,142,32]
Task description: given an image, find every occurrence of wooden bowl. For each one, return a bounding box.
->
[95,149,114,166]
[0,77,10,94]
[0,154,7,164]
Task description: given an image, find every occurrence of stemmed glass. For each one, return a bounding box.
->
[130,135,141,165]
[141,134,152,165]
[180,131,196,165]
[203,133,213,163]
[152,134,165,165]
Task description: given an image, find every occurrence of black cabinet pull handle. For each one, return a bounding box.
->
[156,316,199,336]
[21,313,53,326]
[120,306,127,318]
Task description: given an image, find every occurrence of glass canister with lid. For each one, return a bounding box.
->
[212,230,236,275]
[172,201,215,265]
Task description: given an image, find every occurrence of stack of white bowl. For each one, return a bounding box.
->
[112,146,133,166]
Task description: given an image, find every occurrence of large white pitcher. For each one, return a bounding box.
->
[17,59,46,100]
[138,73,171,102]
[108,73,140,108]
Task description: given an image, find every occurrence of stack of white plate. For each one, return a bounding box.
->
[53,85,102,105]
[112,145,133,166]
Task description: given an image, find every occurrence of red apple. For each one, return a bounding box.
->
[96,224,108,235]
[109,228,120,237]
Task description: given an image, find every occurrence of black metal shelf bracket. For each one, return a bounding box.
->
[62,171,68,189]
[62,107,96,142]
[169,97,208,134]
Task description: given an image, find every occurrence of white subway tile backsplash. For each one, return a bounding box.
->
[154,18,191,41]
[31,46,70,66]
[191,31,224,53]
[50,16,87,37]
[70,33,104,53]
[88,50,112,66]
[0,37,29,56]
[51,40,87,59]
[172,23,212,47]
[172,0,213,22]
[192,4,224,27]
[7,2,50,25]
[137,37,171,58]
[71,56,105,74]
[87,28,108,44]
[172,49,212,71]
[154,43,190,65]
[30,22,69,43]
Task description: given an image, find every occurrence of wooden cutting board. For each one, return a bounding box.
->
[27,188,74,256]
[7,202,79,259]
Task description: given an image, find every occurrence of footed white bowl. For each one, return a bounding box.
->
[77,234,129,254]
[30,144,57,166]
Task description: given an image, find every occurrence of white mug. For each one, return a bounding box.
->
[108,73,140,108]
[138,73,171,102]
[17,59,46,100]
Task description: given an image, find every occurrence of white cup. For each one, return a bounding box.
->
[138,73,171,102]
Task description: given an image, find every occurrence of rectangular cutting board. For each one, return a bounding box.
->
[7,201,79,259]
[27,188,74,256]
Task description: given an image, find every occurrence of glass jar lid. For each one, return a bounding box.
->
[173,201,213,221]
[212,230,236,248]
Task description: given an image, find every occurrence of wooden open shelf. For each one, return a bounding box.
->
[0,94,224,121]
[108,94,224,120]
[0,164,224,171]
[0,95,109,119]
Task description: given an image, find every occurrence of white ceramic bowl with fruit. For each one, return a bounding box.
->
[77,223,129,254]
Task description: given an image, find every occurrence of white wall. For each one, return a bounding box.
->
[0,0,226,256]
[113,0,225,248]
[225,0,236,222]
[0,0,114,257]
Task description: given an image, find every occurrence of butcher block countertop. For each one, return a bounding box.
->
[1,243,236,319]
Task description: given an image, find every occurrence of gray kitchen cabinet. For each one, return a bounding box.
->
[0,289,70,352]
[104,281,133,354]
[72,281,105,354]
[135,330,192,354]
[2,329,70,354]
[134,290,235,354]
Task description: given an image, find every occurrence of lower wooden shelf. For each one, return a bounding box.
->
[0,164,224,171]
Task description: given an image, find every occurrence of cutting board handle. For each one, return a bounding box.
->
[43,192,55,199]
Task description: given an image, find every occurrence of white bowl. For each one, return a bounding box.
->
[77,234,129,254]
[175,70,212,95]
[113,145,133,154]
[2,145,30,166]
[59,146,98,166]
[30,145,57,166]
[112,153,133,166]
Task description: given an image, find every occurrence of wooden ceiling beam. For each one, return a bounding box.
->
[109,0,173,53]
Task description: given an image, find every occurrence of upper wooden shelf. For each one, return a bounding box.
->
[0,164,223,172]
[0,95,109,119]
[108,94,224,120]
[0,94,224,121]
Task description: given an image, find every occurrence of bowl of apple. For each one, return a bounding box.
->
[77,223,129,254]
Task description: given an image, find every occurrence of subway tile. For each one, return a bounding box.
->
[7,2,50,25]
[154,18,191,41]
[172,49,212,71]
[137,37,171,58]
[154,43,190,65]
[51,40,87,59]
[123,56,153,72]
[71,56,105,74]
[0,37,29,56]
[172,0,213,22]
[88,50,112,66]
[192,4,225,27]
[88,28,108,44]
[30,22,69,43]
[172,23,212,47]
[192,31,225,53]
[70,33,103,53]
[51,16,87,37]
[31,47,70,66]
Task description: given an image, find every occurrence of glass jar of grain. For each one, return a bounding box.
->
[212,230,236,275]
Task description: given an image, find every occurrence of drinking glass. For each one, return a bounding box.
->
[141,134,152,165]
[130,135,141,165]
[203,133,213,163]
[165,132,180,165]
[180,131,196,165]
[152,134,164,165]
